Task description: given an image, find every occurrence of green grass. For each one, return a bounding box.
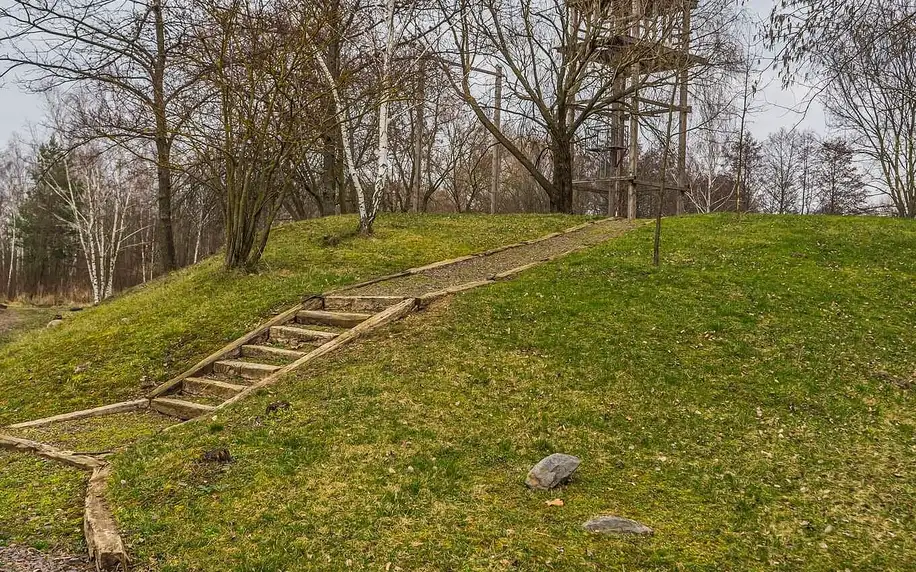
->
[107,214,916,571]
[0,213,582,552]
[0,213,582,426]
[0,305,61,345]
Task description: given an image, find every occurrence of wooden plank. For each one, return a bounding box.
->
[213,359,281,380]
[241,344,305,360]
[417,279,495,307]
[492,261,541,281]
[296,309,371,328]
[147,297,323,399]
[7,400,149,429]
[150,398,216,420]
[84,465,128,571]
[218,298,418,410]
[0,434,102,470]
[322,270,413,296]
[270,325,339,343]
[182,377,246,399]
[323,295,406,312]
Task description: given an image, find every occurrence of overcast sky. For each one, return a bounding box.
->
[0,0,827,146]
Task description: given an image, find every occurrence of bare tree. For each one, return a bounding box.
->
[436,0,735,214]
[47,148,143,303]
[815,137,866,214]
[0,0,202,271]
[187,0,322,269]
[818,3,916,217]
[762,128,801,214]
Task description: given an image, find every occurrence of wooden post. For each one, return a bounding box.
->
[413,59,426,212]
[490,65,503,214]
[676,4,691,216]
[627,0,642,221]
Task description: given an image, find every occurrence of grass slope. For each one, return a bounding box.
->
[0,213,582,550]
[109,215,915,571]
[0,214,581,426]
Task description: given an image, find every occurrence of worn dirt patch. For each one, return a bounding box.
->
[0,545,92,572]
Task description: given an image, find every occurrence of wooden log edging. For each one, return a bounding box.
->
[0,434,128,570]
[7,400,149,430]
[0,434,103,470]
[84,465,129,571]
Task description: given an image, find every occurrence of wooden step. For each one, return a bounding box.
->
[212,359,281,380]
[270,325,339,344]
[323,295,405,312]
[241,344,305,361]
[182,377,246,399]
[296,309,372,328]
[151,397,216,420]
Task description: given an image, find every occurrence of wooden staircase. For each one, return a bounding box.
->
[146,295,409,421]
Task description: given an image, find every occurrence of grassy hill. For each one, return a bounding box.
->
[0,214,581,426]
[0,213,583,550]
[101,214,915,571]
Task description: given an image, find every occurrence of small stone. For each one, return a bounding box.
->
[525,453,580,490]
[46,315,64,328]
[583,515,653,536]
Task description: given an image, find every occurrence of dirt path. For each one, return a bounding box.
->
[343,218,633,297]
[0,545,93,572]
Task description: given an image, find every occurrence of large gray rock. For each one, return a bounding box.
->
[525,453,580,490]
[583,515,653,536]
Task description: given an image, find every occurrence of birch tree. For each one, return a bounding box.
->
[47,150,141,303]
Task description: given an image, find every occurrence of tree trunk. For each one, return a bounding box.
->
[154,136,177,271]
[152,0,177,272]
[550,140,574,213]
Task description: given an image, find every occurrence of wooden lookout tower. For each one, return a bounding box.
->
[567,0,702,218]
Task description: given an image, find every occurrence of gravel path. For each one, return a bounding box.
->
[0,545,93,572]
[343,219,634,297]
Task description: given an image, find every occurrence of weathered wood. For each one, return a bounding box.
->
[323,295,406,312]
[492,261,541,281]
[322,270,413,296]
[150,398,216,420]
[0,434,102,470]
[182,377,246,399]
[270,325,339,343]
[218,298,418,410]
[84,465,128,571]
[7,400,149,429]
[212,359,281,380]
[417,279,496,307]
[147,297,322,399]
[296,309,371,328]
[240,344,305,360]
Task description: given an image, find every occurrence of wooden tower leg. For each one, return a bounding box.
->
[627,71,640,221]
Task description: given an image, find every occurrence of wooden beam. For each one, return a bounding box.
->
[0,434,103,470]
[296,310,371,328]
[7,400,149,429]
[150,398,216,420]
[322,295,406,312]
[84,465,129,571]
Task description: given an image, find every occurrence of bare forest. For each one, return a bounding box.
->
[0,0,906,302]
